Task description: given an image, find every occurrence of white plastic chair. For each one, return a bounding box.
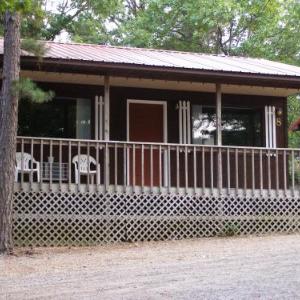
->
[15,152,40,182]
[72,155,101,185]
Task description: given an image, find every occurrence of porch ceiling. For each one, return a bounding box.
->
[1,39,300,89]
[20,70,300,97]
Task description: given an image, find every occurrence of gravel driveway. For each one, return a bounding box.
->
[1,234,300,299]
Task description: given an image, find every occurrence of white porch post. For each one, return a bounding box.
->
[216,83,222,146]
[104,76,110,141]
[104,76,110,191]
[216,84,222,192]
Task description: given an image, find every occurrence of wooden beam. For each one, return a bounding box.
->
[19,71,299,96]
[104,76,110,191]
[216,84,222,193]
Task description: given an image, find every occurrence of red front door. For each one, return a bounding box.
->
[128,101,165,186]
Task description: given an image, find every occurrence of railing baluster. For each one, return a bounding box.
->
[202,147,205,194]
[68,141,72,192]
[217,147,222,194]
[243,148,247,191]
[283,149,287,195]
[141,144,144,192]
[30,138,34,190]
[193,146,197,193]
[168,145,171,193]
[267,149,271,194]
[150,144,153,193]
[159,145,162,192]
[21,138,24,187]
[259,149,263,195]
[227,148,230,195]
[176,145,180,193]
[184,146,188,193]
[78,141,81,187]
[40,139,43,190]
[276,149,279,194]
[126,145,130,187]
[210,147,213,194]
[96,142,100,191]
[123,143,127,192]
[251,149,255,195]
[50,139,53,191]
[115,143,118,192]
[235,148,238,195]
[59,140,62,191]
[87,142,90,191]
[105,142,109,192]
[132,144,136,191]
[292,149,295,196]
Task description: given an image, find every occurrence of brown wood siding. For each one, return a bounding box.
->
[109,86,286,147]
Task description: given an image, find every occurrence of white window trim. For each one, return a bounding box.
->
[265,106,277,148]
[94,95,104,140]
[178,100,191,144]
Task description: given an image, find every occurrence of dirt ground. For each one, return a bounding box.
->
[1,234,300,300]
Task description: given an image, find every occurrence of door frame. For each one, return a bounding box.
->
[126,99,168,187]
[126,99,168,143]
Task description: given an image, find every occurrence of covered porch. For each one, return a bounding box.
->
[12,79,300,246]
[14,71,296,197]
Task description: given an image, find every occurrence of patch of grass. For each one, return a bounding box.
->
[220,221,240,237]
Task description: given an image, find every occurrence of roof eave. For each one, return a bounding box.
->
[2,55,300,89]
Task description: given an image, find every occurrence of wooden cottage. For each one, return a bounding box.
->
[1,39,300,245]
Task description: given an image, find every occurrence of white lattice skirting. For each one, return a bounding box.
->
[13,191,300,247]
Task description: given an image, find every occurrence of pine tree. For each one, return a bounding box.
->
[0,10,21,254]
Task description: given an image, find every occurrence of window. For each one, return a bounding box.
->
[76,99,92,139]
[18,97,91,139]
[192,105,262,147]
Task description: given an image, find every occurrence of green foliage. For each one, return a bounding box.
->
[220,221,239,237]
[20,1,45,39]
[13,78,54,103]
[107,0,284,53]
[288,96,300,148]
[1,1,53,105]
[21,38,48,59]
[0,1,47,39]
[42,0,122,41]
[0,0,34,13]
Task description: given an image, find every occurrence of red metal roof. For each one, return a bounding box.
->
[1,39,300,77]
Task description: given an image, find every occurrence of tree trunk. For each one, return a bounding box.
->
[0,11,21,254]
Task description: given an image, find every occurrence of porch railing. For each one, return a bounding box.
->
[15,136,300,196]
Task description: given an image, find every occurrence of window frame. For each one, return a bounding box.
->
[191,104,263,147]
